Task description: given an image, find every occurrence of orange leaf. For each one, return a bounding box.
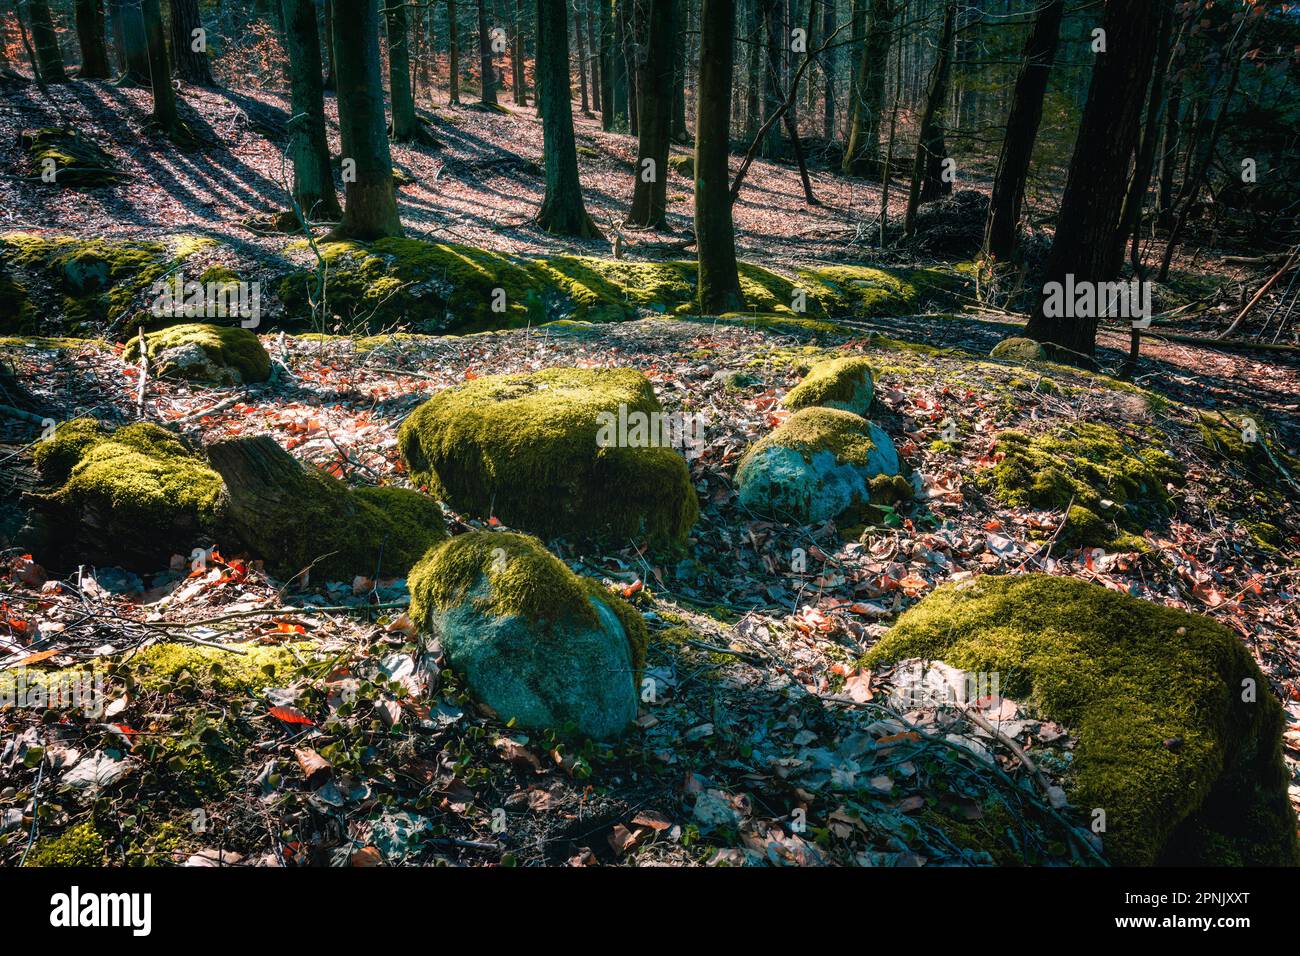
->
[269,705,314,726]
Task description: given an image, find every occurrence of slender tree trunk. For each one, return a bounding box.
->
[534,0,601,238]
[323,0,336,89]
[743,1,760,138]
[332,0,403,239]
[903,2,956,232]
[385,0,420,139]
[1156,84,1181,225]
[587,0,602,113]
[511,0,526,104]
[620,0,638,134]
[607,0,628,128]
[447,0,460,103]
[74,0,112,78]
[843,0,894,176]
[821,0,835,139]
[670,7,687,141]
[695,0,743,313]
[628,0,675,229]
[281,0,341,221]
[982,0,1064,260]
[115,0,150,86]
[141,0,181,133]
[1023,0,1163,361]
[477,0,496,105]
[168,0,212,85]
[760,0,783,158]
[27,0,69,82]
[574,0,590,114]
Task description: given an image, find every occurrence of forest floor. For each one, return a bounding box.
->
[1,78,1298,866]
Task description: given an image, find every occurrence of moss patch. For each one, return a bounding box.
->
[783,356,875,415]
[866,574,1298,866]
[120,642,305,695]
[398,367,698,549]
[741,406,887,472]
[972,423,1182,550]
[990,336,1047,362]
[123,323,271,384]
[21,128,121,187]
[25,821,108,866]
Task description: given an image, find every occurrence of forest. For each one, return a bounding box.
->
[0,0,1297,886]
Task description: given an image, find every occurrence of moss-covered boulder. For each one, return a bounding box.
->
[207,436,447,582]
[783,356,874,416]
[398,367,698,548]
[973,423,1182,550]
[736,407,900,524]
[990,336,1047,362]
[33,419,226,570]
[866,574,1299,866]
[21,128,121,187]
[123,323,271,385]
[410,532,646,738]
[669,153,694,178]
[798,264,969,318]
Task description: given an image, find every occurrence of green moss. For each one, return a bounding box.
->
[798,264,968,317]
[869,473,913,505]
[20,128,120,187]
[1,232,214,332]
[1244,520,1283,552]
[990,336,1047,362]
[783,356,874,414]
[409,531,647,677]
[1195,410,1300,489]
[972,423,1181,549]
[668,153,694,178]
[398,367,698,548]
[25,822,108,866]
[33,416,106,484]
[0,266,33,332]
[122,642,305,695]
[123,323,272,384]
[866,574,1298,866]
[740,407,884,472]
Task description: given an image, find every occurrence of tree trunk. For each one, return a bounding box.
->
[477,0,496,105]
[385,0,421,139]
[447,0,460,103]
[534,0,601,238]
[323,0,336,89]
[903,1,956,233]
[281,0,342,221]
[27,0,69,82]
[620,0,638,134]
[982,0,1064,260]
[511,0,527,105]
[114,0,150,86]
[168,0,212,85]
[628,0,675,230]
[760,0,783,158]
[587,0,602,112]
[574,0,590,114]
[695,0,743,313]
[74,0,112,78]
[670,6,687,142]
[820,0,835,139]
[141,0,181,133]
[332,0,403,239]
[1023,0,1163,361]
[606,0,628,128]
[843,0,894,176]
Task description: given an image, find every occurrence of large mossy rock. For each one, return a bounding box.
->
[397,367,698,548]
[783,356,874,416]
[21,128,121,187]
[123,323,271,385]
[32,419,226,570]
[737,407,900,524]
[207,436,446,582]
[972,423,1182,551]
[990,336,1047,362]
[410,531,646,739]
[866,574,1299,867]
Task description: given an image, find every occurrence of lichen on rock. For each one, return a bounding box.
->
[866,573,1299,866]
[409,531,646,738]
[783,356,875,416]
[397,367,698,549]
[123,323,271,385]
[736,407,901,524]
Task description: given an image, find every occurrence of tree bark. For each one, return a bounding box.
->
[74,0,112,78]
[1023,0,1164,361]
[167,0,212,84]
[620,0,638,134]
[574,0,590,114]
[331,0,403,239]
[281,0,342,221]
[447,0,460,103]
[695,0,743,313]
[323,0,336,89]
[628,0,675,229]
[820,0,835,139]
[113,0,150,86]
[982,0,1064,261]
[385,0,421,139]
[605,0,628,128]
[534,0,601,238]
[27,0,69,82]
[903,1,956,233]
[141,0,181,133]
[843,0,894,176]
[760,0,783,158]
[476,0,496,105]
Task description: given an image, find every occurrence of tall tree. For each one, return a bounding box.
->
[169,0,213,85]
[534,0,601,238]
[628,0,675,229]
[695,0,743,313]
[842,0,894,176]
[903,1,956,233]
[670,6,687,142]
[820,0,836,139]
[113,0,150,86]
[27,0,69,82]
[574,0,590,114]
[1023,0,1164,360]
[141,0,182,135]
[281,0,341,221]
[982,0,1065,261]
[74,0,112,78]
[476,0,496,105]
[621,0,638,134]
[323,0,337,89]
[759,0,783,157]
[332,0,404,239]
[511,0,527,105]
[447,0,461,103]
[587,0,602,113]
[385,0,421,140]
[604,0,628,128]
